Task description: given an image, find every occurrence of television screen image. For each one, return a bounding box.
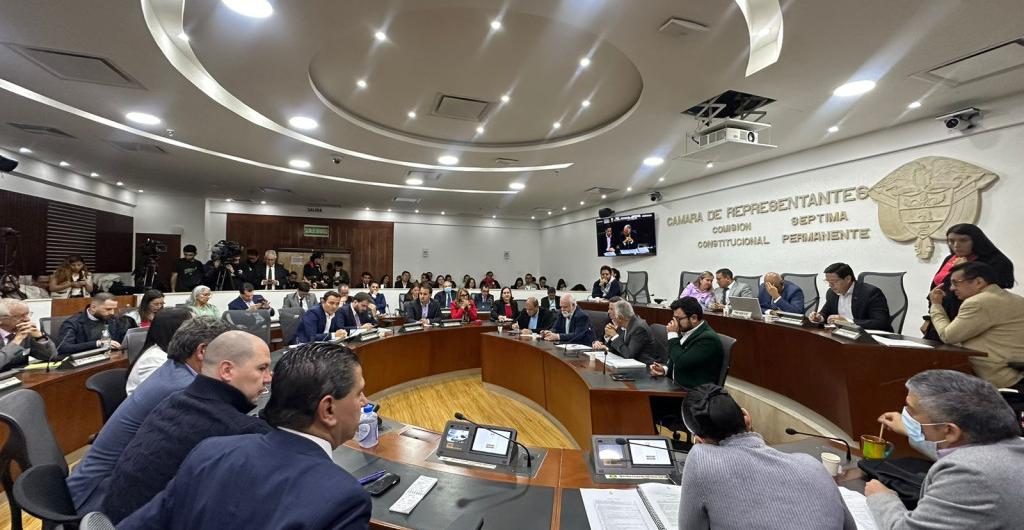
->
[596,213,657,257]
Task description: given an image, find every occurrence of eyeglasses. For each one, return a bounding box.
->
[950,278,973,286]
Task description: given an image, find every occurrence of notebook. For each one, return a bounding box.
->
[580,482,681,530]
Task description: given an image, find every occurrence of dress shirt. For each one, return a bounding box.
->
[0,329,10,347]
[265,266,276,289]
[279,427,333,459]
[529,313,539,329]
[323,312,334,335]
[351,306,362,326]
[421,304,429,319]
[837,283,855,322]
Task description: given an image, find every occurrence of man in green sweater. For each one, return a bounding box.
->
[650,296,724,388]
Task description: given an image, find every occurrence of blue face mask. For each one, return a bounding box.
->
[902,406,947,460]
[444,287,452,293]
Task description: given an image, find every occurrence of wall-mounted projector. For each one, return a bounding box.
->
[683,119,776,162]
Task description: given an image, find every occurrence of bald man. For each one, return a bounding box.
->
[103,331,272,523]
[757,272,805,314]
[541,294,596,345]
[0,299,57,370]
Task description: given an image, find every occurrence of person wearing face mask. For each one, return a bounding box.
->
[434,280,456,308]
[868,369,1024,528]
[102,331,273,523]
[118,343,372,530]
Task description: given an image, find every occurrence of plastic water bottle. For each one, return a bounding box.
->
[100,327,111,347]
[355,404,379,448]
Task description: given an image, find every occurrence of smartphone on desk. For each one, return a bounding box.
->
[365,472,401,496]
[610,373,635,382]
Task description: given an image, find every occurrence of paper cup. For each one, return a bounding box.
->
[820,452,842,476]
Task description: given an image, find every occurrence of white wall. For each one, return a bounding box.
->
[392,223,540,285]
[1,148,136,216]
[539,92,1024,335]
[133,192,207,251]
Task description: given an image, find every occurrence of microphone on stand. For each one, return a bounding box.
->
[454,412,533,468]
[784,427,852,462]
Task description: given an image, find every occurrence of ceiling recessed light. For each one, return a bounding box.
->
[225,198,232,202]
[116,181,123,186]
[356,79,368,89]
[706,162,714,168]
[405,177,424,186]
[288,159,311,169]
[90,172,99,177]
[509,182,525,190]
[579,57,591,68]
[579,200,585,205]
[626,186,632,192]
[374,31,387,42]
[601,194,607,199]
[492,214,496,219]
[476,126,485,134]
[438,155,459,165]
[125,112,162,125]
[658,177,665,182]
[387,208,392,212]
[222,0,273,18]
[552,121,561,129]
[581,99,591,108]
[547,211,552,215]
[833,80,876,97]
[59,161,70,167]
[828,125,840,133]
[407,111,417,119]
[18,147,31,153]
[365,207,370,211]
[907,101,922,109]
[531,216,535,219]
[260,200,267,205]
[414,209,419,213]
[178,32,190,42]
[562,206,567,210]
[490,20,502,30]
[288,116,318,130]
[500,94,510,103]
[643,156,664,167]
[441,211,446,215]
[137,189,144,193]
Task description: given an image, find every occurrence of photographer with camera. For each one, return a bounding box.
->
[203,241,245,291]
[171,244,205,293]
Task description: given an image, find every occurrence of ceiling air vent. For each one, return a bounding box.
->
[433,94,490,122]
[913,38,1024,88]
[5,43,145,89]
[658,17,709,37]
[584,187,618,196]
[494,158,520,167]
[257,186,293,194]
[406,170,442,181]
[107,140,168,154]
[7,122,76,139]
[393,197,421,204]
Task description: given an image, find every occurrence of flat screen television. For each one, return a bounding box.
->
[596,213,657,257]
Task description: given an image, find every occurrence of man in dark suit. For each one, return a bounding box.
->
[119,342,372,530]
[227,283,275,316]
[0,299,57,370]
[810,262,892,331]
[591,265,622,300]
[757,272,805,314]
[512,297,556,333]
[617,224,638,251]
[238,248,261,286]
[600,226,618,254]
[295,291,348,343]
[282,282,318,310]
[251,250,289,291]
[540,286,559,311]
[393,271,413,289]
[407,285,443,325]
[337,292,377,332]
[541,295,596,345]
[474,285,494,312]
[592,300,665,365]
[434,280,456,308]
[57,293,128,356]
[357,271,373,289]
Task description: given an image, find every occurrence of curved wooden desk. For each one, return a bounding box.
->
[580,301,980,451]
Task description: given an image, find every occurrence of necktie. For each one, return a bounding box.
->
[353,307,361,326]
[298,297,304,310]
[268,267,274,289]
[565,314,571,334]
[723,287,729,303]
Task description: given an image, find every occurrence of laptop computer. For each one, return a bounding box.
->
[728,296,763,320]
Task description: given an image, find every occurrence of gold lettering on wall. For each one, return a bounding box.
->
[667,186,870,227]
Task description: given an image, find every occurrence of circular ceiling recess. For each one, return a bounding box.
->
[307,6,643,148]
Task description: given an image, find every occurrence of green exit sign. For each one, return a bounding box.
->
[303,224,329,238]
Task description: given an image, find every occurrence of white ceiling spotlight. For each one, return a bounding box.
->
[59,161,70,167]
[581,99,591,108]
[907,101,922,109]
[288,116,318,130]
[706,162,714,168]
[531,216,536,219]
[658,177,665,182]
[508,182,525,190]
[116,181,123,186]
[828,125,840,133]
[475,126,485,134]
[441,211,446,215]
[222,0,273,18]
[600,194,607,199]
[407,111,417,119]
[492,214,497,219]
[579,200,585,205]
[490,20,502,30]
[137,189,144,193]
[177,32,190,42]
[438,155,459,165]
[225,197,232,201]
[356,79,368,89]
[18,147,31,153]
[90,172,99,177]
[579,57,591,68]
[414,209,420,213]
[288,159,311,169]
[125,112,162,125]
[643,156,664,167]
[500,94,510,104]
[562,206,567,210]
[374,31,387,42]
[552,121,562,129]
[626,186,633,192]
[833,80,876,97]
[405,177,424,186]
[260,200,267,205]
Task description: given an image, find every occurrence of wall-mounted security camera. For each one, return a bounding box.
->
[649,191,663,202]
[331,156,343,164]
[935,107,980,132]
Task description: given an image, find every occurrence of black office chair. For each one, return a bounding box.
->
[782,273,819,314]
[858,271,908,333]
[650,323,669,361]
[625,271,651,304]
[277,307,304,346]
[717,334,736,386]
[12,464,80,529]
[584,310,608,338]
[222,309,273,347]
[0,389,68,530]
[678,271,702,299]
[85,368,128,424]
[38,316,70,338]
[122,327,149,366]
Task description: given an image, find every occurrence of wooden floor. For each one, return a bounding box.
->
[376,373,576,449]
[0,447,87,530]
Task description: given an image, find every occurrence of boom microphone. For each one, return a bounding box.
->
[784,427,852,462]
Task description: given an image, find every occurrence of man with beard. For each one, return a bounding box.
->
[57,292,127,355]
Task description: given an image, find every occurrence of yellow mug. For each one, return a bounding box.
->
[861,434,894,460]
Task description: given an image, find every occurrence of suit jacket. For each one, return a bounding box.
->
[295,304,344,343]
[607,316,666,365]
[393,280,412,289]
[227,295,275,316]
[406,299,443,324]
[473,293,494,312]
[551,308,596,345]
[591,278,622,299]
[601,233,618,253]
[370,293,388,313]
[0,332,56,371]
[514,308,556,331]
[665,322,724,388]
[924,252,1016,342]
[433,290,456,308]
[713,281,753,305]
[57,309,128,356]
[490,299,519,321]
[618,231,638,250]
[757,281,805,314]
[867,437,1024,530]
[818,281,892,331]
[102,375,270,523]
[119,429,372,530]
[247,262,289,291]
[282,292,319,310]
[336,303,377,331]
[930,284,1024,388]
[540,296,560,311]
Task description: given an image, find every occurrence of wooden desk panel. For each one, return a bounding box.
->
[50,295,137,317]
[481,336,548,408]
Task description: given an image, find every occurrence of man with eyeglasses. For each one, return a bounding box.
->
[809,262,892,331]
[0,299,57,371]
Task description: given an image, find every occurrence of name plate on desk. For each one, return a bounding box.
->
[776,316,805,326]
[60,348,110,370]
[358,330,382,342]
[401,323,424,332]
[0,370,22,391]
[731,310,753,319]
[833,328,862,340]
[439,319,463,328]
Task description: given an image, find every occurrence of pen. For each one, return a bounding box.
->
[358,471,387,485]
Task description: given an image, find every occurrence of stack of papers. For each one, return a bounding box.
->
[872,336,933,349]
[838,487,878,530]
[604,357,647,373]
[557,343,591,351]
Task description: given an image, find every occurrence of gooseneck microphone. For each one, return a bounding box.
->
[454,412,533,468]
[784,427,852,462]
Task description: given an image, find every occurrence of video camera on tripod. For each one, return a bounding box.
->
[134,238,169,292]
[208,240,244,291]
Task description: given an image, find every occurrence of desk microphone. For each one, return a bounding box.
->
[784,427,852,462]
[454,412,533,468]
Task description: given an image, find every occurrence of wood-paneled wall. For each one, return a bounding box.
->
[226,213,394,278]
[0,189,132,275]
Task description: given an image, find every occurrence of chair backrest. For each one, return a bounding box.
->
[398,293,407,305]
[122,327,148,366]
[85,368,129,424]
[625,271,651,304]
[0,388,68,530]
[583,310,608,336]
[650,323,669,360]
[39,315,70,337]
[857,271,908,334]
[514,299,527,310]
[678,271,702,298]
[733,275,762,292]
[278,307,305,346]
[718,334,736,386]
[12,464,78,525]
[222,310,273,346]
[782,273,819,314]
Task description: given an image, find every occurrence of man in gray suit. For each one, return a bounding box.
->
[709,268,753,312]
[591,300,665,365]
[0,299,57,370]
[868,369,1024,528]
[281,282,319,311]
